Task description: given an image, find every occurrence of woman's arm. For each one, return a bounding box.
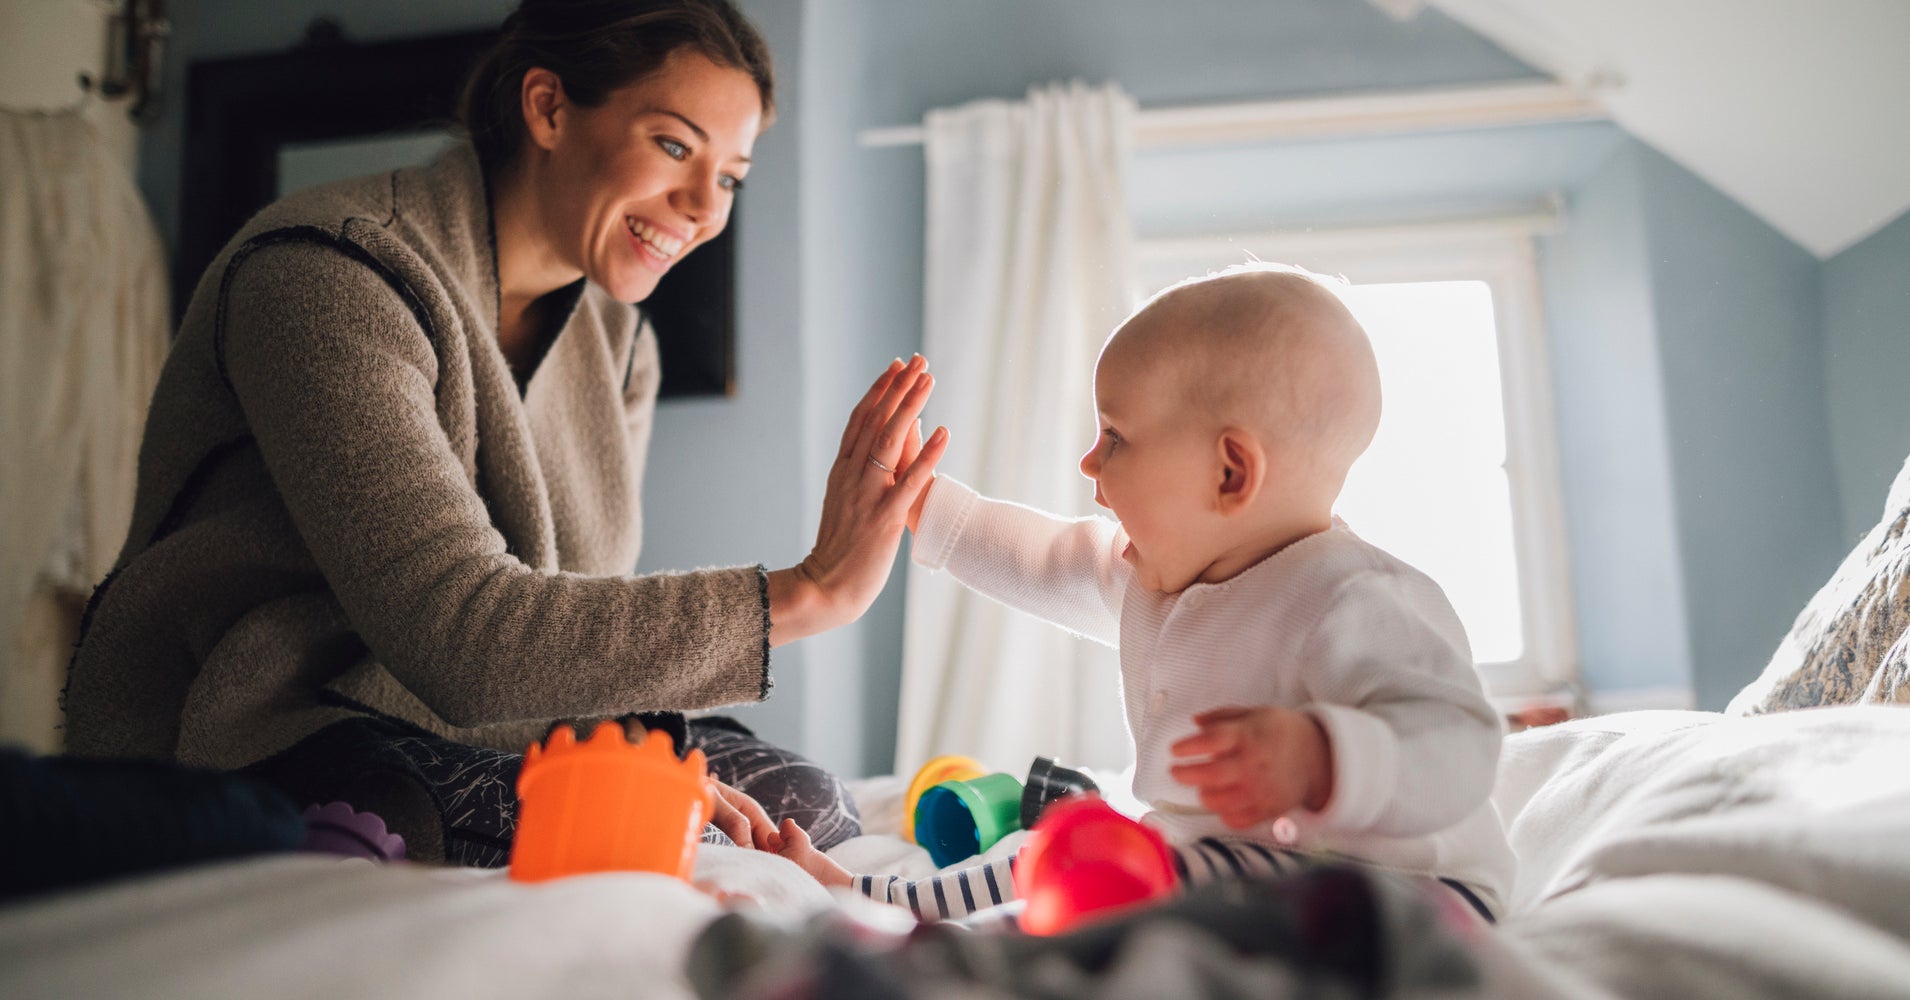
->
[223,241,771,726]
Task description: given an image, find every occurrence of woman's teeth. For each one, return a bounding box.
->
[627,219,684,260]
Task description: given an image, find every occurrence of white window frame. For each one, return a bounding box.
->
[1135,214,1579,696]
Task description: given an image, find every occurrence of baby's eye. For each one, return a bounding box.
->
[657,137,690,160]
[1101,428,1121,451]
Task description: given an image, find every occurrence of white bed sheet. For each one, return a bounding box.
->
[7,706,1910,998]
[0,843,832,1000]
[1479,706,1910,999]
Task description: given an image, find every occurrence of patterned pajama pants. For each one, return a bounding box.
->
[249,714,861,868]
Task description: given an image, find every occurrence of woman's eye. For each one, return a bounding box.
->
[658,138,689,160]
[718,174,745,192]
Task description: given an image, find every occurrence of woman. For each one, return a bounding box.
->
[62,0,947,866]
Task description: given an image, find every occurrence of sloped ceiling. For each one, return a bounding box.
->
[1415,0,1910,258]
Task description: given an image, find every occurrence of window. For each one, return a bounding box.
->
[1136,216,1577,696]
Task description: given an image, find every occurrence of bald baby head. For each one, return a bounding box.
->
[1102,263,1381,489]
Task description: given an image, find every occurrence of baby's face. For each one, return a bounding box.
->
[1079,350,1221,594]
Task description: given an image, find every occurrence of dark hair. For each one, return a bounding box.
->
[458,0,775,175]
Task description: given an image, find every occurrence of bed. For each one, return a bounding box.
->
[7,461,1909,998]
[5,705,1910,998]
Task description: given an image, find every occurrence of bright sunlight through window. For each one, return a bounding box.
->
[1332,280,1523,663]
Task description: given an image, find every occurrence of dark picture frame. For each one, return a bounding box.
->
[178,25,736,398]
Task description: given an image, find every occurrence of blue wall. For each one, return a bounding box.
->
[1537,142,1695,699]
[1632,144,1844,710]
[1824,211,1910,540]
[1537,140,1851,710]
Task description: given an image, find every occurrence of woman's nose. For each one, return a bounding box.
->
[674,172,724,223]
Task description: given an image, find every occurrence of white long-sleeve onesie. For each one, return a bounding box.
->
[912,476,1516,913]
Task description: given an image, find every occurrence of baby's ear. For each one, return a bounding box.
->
[1215,428,1264,512]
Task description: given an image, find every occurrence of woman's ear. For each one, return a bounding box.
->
[1216,428,1264,514]
[521,67,568,153]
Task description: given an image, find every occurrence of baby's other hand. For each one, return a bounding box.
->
[765,818,855,889]
[1167,705,1333,830]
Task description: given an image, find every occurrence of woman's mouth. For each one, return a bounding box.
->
[626,218,686,271]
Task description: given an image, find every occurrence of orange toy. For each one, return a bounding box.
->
[510,720,715,882]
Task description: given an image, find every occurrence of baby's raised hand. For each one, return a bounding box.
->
[1167,706,1333,830]
[900,417,940,534]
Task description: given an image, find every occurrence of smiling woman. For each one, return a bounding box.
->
[461,2,771,378]
[62,0,950,870]
[486,48,761,382]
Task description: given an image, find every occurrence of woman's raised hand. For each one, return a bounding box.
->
[766,356,949,646]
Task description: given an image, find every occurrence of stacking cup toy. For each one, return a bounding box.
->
[902,755,986,845]
[913,772,1024,868]
[1014,795,1178,935]
[1020,756,1100,830]
[509,720,715,883]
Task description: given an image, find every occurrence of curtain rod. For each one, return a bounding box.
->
[859,79,1606,149]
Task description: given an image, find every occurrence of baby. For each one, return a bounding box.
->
[773,263,1515,922]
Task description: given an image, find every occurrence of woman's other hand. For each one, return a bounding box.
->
[767,356,949,646]
[709,777,776,850]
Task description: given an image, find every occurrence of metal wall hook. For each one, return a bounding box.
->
[81,0,169,123]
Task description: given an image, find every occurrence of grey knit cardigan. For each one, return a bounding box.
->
[64,144,771,769]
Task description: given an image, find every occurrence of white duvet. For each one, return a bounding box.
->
[1479,707,1910,998]
[6,706,1910,999]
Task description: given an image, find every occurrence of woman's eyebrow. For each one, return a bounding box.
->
[641,108,752,163]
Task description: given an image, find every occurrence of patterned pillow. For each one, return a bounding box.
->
[1864,627,1910,703]
[1728,454,1910,714]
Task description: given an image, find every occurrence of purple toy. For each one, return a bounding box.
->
[300,802,407,862]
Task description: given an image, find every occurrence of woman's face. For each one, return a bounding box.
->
[538,48,762,303]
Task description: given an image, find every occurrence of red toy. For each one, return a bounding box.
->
[1012,795,1178,935]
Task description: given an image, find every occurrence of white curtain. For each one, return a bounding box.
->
[896,83,1138,777]
[0,110,169,752]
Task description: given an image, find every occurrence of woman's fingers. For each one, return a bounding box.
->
[870,374,934,473]
[901,418,924,468]
[709,781,751,846]
[712,780,777,851]
[837,358,906,462]
[853,357,927,468]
